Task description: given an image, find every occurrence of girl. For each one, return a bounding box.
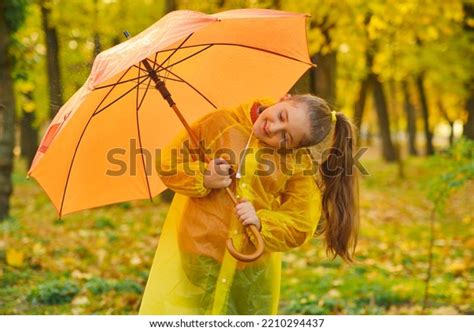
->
[138,94,359,315]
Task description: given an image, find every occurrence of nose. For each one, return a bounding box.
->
[269,121,285,135]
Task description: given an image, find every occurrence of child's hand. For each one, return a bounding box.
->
[235,199,261,231]
[204,157,232,189]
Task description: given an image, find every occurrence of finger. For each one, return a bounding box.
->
[242,219,257,227]
[218,175,231,182]
[236,209,251,219]
[237,202,253,212]
[236,206,246,214]
[236,202,250,211]
[236,208,249,217]
[240,211,254,220]
[236,203,249,213]
[217,164,231,173]
[217,162,231,169]
[223,178,232,187]
[214,157,228,165]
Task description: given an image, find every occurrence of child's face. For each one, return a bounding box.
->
[252,100,311,149]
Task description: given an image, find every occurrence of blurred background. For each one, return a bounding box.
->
[0,0,472,315]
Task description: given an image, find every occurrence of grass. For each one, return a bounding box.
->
[279,156,473,315]
[0,155,472,314]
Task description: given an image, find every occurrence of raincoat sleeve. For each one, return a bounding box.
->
[248,152,321,252]
[157,120,212,198]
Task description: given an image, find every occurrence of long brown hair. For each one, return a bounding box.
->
[290,94,359,263]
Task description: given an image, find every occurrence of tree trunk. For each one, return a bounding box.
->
[402,81,418,155]
[388,80,404,178]
[309,16,337,106]
[40,0,63,119]
[353,78,370,136]
[290,70,311,94]
[353,51,373,144]
[416,74,434,155]
[463,87,474,140]
[93,33,101,59]
[437,99,454,147]
[0,4,16,220]
[462,2,474,140]
[311,52,337,106]
[165,0,176,12]
[371,74,398,161]
[20,92,38,169]
[366,124,373,146]
[92,0,102,60]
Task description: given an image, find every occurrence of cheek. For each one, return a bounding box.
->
[262,136,280,148]
[253,118,262,136]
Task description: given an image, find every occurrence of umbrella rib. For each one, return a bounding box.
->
[129,45,212,89]
[58,66,133,217]
[94,72,181,91]
[92,75,151,117]
[131,45,213,79]
[137,71,153,110]
[158,32,194,75]
[134,63,154,203]
[132,65,182,83]
[130,40,311,110]
[157,42,316,68]
[92,33,193,91]
[145,57,218,109]
[219,42,314,66]
[112,42,314,86]
[94,73,150,90]
[156,45,213,74]
[93,36,188,91]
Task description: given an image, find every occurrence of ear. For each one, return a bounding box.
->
[279,93,291,102]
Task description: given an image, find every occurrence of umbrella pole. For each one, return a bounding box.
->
[141,58,265,262]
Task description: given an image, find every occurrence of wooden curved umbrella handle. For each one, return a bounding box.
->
[226,224,265,262]
[223,187,265,262]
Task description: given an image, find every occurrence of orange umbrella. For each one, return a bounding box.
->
[27,8,315,261]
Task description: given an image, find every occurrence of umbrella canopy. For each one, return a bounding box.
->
[27,8,315,217]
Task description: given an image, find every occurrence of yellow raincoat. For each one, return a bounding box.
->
[138,97,322,315]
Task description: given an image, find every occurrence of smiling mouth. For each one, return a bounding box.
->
[263,120,270,137]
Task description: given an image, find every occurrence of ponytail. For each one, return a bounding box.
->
[319,113,359,262]
[289,93,360,262]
